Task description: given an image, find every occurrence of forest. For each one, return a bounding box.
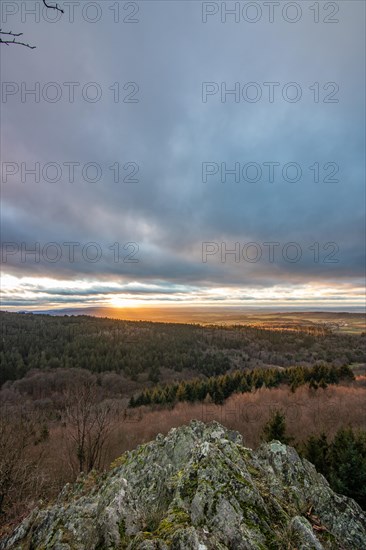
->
[1,311,365,386]
[0,311,365,534]
[129,364,356,407]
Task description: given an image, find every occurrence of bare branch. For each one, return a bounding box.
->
[0,0,64,49]
[0,31,36,49]
[42,0,64,14]
[63,382,115,473]
[0,30,23,38]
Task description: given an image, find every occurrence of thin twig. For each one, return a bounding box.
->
[0,0,64,49]
[42,0,64,14]
[0,31,36,49]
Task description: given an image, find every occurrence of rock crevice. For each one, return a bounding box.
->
[1,421,365,549]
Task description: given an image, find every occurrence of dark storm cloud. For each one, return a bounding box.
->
[1,1,365,301]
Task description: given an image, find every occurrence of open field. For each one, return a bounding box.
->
[26,307,366,334]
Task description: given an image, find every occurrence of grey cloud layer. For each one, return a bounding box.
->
[1,1,365,294]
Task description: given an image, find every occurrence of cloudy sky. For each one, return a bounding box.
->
[1,0,365,311]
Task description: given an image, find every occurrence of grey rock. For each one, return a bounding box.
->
[1,420,365,549]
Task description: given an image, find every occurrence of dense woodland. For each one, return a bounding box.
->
[1,312,365,386]
[129,364,355,407]
[263,410,366,510]
[0,311,365,532]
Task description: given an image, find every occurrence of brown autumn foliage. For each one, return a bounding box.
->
[105,383,366,458]
[0,407,48,528]
[1,381,365,535]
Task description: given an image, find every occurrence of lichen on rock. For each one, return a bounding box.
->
[1,420,365,549]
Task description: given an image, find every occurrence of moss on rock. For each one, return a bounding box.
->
[1,421,366,550]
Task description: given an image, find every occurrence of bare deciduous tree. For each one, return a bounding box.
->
[0,0,64,49]
[0,407,44,519]
[63,382,114,474]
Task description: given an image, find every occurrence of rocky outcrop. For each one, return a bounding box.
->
[1,420,365,549]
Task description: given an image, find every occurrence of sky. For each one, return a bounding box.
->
[1,0,365,312]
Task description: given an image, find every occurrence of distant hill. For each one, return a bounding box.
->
[6,306,366,325]
[1,311,365,388]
